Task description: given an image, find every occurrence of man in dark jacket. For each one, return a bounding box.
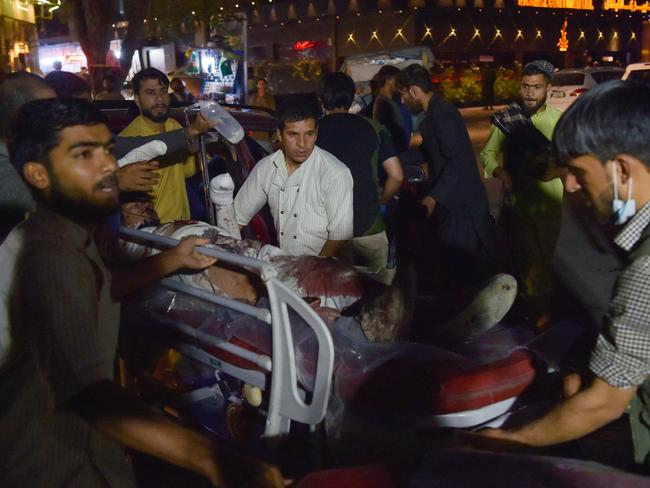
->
[396,64,496,290]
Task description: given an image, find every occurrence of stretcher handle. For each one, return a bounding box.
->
[160,278,272,324]
[118,226,265,271]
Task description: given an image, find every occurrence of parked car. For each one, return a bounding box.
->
[547,67,623,112]
[622,62,650,84]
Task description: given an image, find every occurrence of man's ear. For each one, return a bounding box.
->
[614,154,639,184]
[408,86,420,99]
[275,128,283,143]
[23,162,51,191]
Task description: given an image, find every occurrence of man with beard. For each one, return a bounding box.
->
[120,68,198,222]
[480,60,564,312]
[396,64,495,290]
[479,80,650,473]
[0,98,283,487]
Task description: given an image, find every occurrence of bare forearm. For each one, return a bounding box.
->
[111,252,183,299]
[320,239,347,257]
[493,378,635,446]
[380,175,403,204]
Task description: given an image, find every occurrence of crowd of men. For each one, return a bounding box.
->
[1,59,650,486]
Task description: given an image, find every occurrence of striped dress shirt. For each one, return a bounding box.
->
[234,146,354,256]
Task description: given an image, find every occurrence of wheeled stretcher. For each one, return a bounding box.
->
[119,227,542,440]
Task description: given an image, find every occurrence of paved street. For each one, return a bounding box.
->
[460,105,507,215]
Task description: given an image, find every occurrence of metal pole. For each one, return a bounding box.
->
[198,134,217,225]
[160,277,272,324]
[118,226,266,271]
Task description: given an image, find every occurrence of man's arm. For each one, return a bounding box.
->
[480,376,635,446]
[73,380,283,487]
[322,167,354,256]
[234,162,269,229]
[319,239,347,258]
[379,156,404,204]
[111,237,217,299]
[114,113,215,159]
[479,124,512,189]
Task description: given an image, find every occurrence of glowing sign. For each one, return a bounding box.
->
[293,40,316,51]
[517,0,593,9]
[604,0,650,12]
[557,19,569,51]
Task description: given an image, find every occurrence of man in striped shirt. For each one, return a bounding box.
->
[234,95,354,257]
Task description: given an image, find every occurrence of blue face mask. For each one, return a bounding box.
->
[611,161,636,225]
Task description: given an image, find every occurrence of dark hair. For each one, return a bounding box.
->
[0,72,53,139]
[395,64,433,93]
[374,65,400,90]
[9,98,108,173]
[553,80,650,168]
[277,94,321,131]
[257,78,268,84]
[45,70,91,98]
[522,63,552,82]
[319,72,355,111]
[132,67,169,95]
[103,73,117,83]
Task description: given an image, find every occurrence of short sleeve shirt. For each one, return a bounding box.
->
[317,113,396,236]
[234,146,354,255]
[590,202,650,388]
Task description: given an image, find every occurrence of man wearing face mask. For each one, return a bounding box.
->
[480,60,564,313]
[478,81,650,472]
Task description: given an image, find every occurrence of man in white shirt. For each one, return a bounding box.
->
[234,96,354,257]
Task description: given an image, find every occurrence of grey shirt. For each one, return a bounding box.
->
[0,142,33,215]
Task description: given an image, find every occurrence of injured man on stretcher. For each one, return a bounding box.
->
[117,172,517,345]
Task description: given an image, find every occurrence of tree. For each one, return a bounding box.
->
[63,0,150,91]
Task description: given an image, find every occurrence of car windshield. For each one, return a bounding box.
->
[627,69,650,84]
[551,73,585,86]
[591,71,623,83]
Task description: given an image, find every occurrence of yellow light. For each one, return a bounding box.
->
[597,30,603,39]
[632,32,637,39]
[251,1,255,4]
[473,28,481,37]
[536,29,542,38]
[371,30,380,40]
[235,3,239,7]
[450,27,456,37]
[191,10,195,14]
[423,26,432,39]
[516,29,523,40]
[579,30,585,39]
[496,29,501,36]
[347,33,355,42]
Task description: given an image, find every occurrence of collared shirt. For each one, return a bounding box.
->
[0,205,135,487]
[590,202,650,388]
[234,146,354,256]
[120,115,197,223]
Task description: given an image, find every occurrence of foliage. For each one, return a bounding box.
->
[494,68,520,100]
[292,59,322,82]
[441,68,482,104]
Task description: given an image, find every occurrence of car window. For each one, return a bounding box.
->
[591,71,623,83]
[551,73,585,86]
[627,69,650,84]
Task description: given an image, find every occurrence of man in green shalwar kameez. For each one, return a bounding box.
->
[480,60,563,312]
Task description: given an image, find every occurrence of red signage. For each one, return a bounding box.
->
[293,40,316,51]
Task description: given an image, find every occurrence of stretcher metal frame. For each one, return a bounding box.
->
[119,226,335,437]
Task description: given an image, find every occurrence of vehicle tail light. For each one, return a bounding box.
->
[570,88,588,97]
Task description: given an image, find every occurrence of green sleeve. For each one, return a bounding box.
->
[479,124,506,178]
